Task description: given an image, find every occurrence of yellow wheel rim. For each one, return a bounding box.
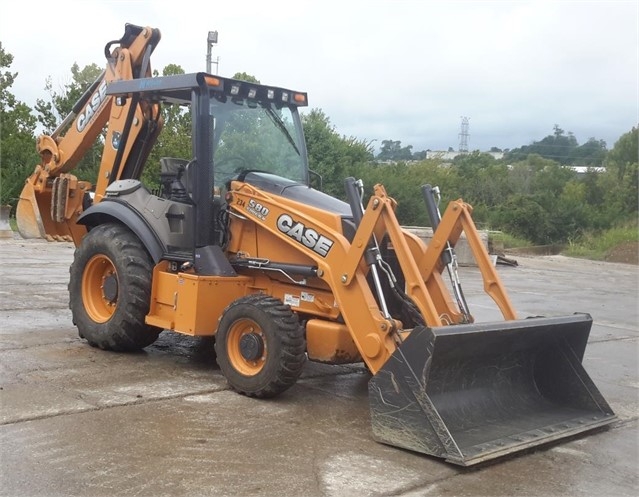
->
[82,254,118,323]
[227,318,267,375]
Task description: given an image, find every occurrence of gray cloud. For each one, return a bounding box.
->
[2,0,636,153]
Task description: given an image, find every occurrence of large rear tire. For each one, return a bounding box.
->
[215,294,306,398]
[69,223,161,351]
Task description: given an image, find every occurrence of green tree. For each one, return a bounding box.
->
[351,158,456,226]
[573,137,607,166]
[232,72,260,83]
[0,43,39,208]
[377,139,413,161]
[506,125,605,165]
[35,62,103,132]
[453,153,508,203]
[412,150,428,160]
[493,154,583,242]
[553,180,590,241]
[143,64,191,189]
[598,126,638,220]
[495,194,551,244]
[301,108,371,198]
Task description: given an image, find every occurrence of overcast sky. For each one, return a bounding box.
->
[2,0,637,153]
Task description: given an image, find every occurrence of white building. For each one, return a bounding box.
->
[425,150,504,160]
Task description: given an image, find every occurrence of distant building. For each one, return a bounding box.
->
[425,150,504,160]
[425,150,460,160]
[570,166,605,177]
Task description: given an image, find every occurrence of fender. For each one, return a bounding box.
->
[77,200,165,263]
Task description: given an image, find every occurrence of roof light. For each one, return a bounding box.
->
[248,88,257,99]
[293,93,306,104]
[267,89,275,99]
[204,76,221,87]
[230,84,240,95]
[281,91,289,102]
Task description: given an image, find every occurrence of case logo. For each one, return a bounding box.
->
[76,80,108,132]
[277,214,334,257]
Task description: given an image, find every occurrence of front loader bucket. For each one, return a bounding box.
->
[368,313,615,466]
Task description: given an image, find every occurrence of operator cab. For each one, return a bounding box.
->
[104,72,349,262]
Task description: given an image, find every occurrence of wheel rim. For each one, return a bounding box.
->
[227,318,266,375]
[82,254,118,323]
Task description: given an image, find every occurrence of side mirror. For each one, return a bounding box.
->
[309,169,323,190]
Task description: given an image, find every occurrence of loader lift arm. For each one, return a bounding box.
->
[16,24,162,244]
[229,180,517,374]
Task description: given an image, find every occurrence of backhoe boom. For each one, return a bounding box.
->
[16,24,162,243]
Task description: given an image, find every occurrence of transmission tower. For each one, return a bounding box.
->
[458,116,470,153]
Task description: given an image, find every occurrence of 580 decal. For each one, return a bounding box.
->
[246,199,269,220]
[277,214,334,257]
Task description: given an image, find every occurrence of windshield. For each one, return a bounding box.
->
[210,95,308,188]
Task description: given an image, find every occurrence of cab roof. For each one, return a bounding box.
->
[106,72,308,107]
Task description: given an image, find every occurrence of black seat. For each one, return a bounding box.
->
[160,157,192,200]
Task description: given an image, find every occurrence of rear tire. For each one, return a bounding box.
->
[215,294,306,398]
[69,223,161,351]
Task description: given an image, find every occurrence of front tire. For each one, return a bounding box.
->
[215,294,306,398]
[69,223,161,351]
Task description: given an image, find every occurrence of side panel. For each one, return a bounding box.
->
[306,320,361,364]
[78,182,196,262]
[147,264,252,335]
[174,273,252,335]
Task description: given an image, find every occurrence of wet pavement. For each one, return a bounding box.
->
[0,237,637,497]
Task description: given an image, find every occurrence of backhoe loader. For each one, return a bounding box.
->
[16,23,615,466]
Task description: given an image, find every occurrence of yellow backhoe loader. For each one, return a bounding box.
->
[16,24,615,466]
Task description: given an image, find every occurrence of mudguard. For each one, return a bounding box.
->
[77,200,165,263]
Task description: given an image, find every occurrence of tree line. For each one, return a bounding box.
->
[1,45,637,245]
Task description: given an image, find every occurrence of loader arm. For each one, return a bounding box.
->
[228,181,398,373]
[16,24,162,244]
[417,197,517,320]
[227,181,515,374]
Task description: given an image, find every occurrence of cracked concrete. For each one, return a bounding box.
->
[0,237,637,497]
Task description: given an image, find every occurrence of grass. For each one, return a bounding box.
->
[563,221,639,260]
[489,222,638,262]
[488,231,531,251]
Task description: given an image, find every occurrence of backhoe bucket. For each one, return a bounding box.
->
[16,178,74,241]
[368,313,615,466]
[16,181,46,239]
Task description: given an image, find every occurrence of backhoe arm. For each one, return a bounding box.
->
[16,24,162,244]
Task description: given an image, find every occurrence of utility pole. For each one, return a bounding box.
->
[206,31,219,74]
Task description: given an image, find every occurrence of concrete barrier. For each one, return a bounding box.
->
[402,226,489,266]
[0,205,13,239]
